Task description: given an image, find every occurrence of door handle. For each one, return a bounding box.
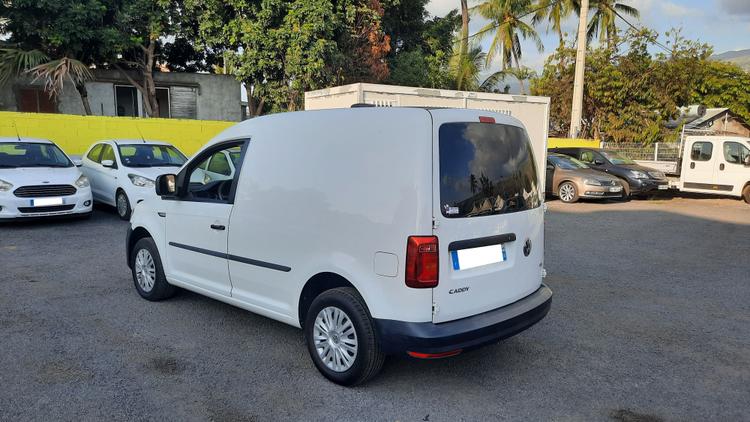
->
[210,224,226,231]
[719,163,725,171]
[690,162,695,169]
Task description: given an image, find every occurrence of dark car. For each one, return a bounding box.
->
[550,147,668,197]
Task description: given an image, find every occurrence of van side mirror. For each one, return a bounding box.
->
[744,156,750,166]
[156,174,177,197]
[101,159,115,168]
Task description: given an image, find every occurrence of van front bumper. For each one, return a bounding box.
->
[374,285,552,355]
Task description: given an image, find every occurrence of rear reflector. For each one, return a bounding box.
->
[405,236,439,288]
[407,349,462,359]
[479,116,495,123]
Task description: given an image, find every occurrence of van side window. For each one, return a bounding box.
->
[87,144,103,163]
[691,142,712,161]
[184,142,245,203]
[723,142,749,165]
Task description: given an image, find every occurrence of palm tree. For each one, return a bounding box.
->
[28,57,94,114]
[0,47,94,114]
[451,44,487,91]
[587,0,639,48]
[532,0,579,45]
[472,0,544,94]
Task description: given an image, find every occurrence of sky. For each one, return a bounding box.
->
[426,0,750,75]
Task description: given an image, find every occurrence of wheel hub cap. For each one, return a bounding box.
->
[313,306,358,372]
[134,249,156,292]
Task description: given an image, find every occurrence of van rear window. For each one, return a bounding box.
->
[439,122,540,218]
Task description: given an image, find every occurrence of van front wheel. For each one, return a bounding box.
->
[304,287,384,386]
[742,185,750,204]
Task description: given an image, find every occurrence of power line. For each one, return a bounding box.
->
[611,8,672,54]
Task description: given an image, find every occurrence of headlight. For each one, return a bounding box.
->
[0,179,12,192]
[584,179,602,186]
[630,170,649,179]
[75,174,90,188]
[128,174,155,187]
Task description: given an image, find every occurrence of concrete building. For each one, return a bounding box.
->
[689,107,750,137]
[0,69,241,121]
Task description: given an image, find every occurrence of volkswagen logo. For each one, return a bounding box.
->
[523,239,532,256]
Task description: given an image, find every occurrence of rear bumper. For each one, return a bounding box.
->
[374,285,552,355]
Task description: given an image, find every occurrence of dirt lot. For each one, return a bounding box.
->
[1,197,749,421]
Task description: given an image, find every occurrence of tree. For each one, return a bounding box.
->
[0,0,125,114]
[191,0,393,115]
[587,0,639,48]
[532,0,578,45]
[472,0,544,94]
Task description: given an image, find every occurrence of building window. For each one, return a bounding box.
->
[17,88,56,113]
[115,85,139,117]
[155,87,170,118]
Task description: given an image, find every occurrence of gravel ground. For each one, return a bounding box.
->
[1,197,749,421]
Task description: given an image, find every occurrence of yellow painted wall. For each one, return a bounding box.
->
[548,137,600,149]
[0,111,235,156]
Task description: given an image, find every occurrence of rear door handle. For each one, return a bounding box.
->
[210,224,226,231]
[690,162,695,169]
[719,163,725,171]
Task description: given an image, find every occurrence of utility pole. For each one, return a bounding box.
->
[569,0,589,139]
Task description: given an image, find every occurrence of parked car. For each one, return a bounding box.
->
[81,140,187,220]
[0,137,92,220]
[550,147,668,198]
[545,153,623,203]
[126,108,552,386]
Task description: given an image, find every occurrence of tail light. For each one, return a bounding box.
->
[405,236,439,288]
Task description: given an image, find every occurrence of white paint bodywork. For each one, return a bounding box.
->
[678,136,750,196]
[0,137,92,219]
[130,108,547,329]
[80,139,186,210]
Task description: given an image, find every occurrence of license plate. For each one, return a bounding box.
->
[609,186,622,192]
[451,244,506,270]
[31,197,63,207]
[658,185,669,190]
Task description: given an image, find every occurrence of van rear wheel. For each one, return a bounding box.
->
[304,287,384,386]
[742,185,750,204]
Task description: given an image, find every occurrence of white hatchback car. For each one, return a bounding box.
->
[0,137,92,220]
[81,140,187,220]
[127,108,552,385]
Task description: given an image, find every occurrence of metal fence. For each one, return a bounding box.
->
[600,142,681,162]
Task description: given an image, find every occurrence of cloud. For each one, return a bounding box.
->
[719,0,750,15]
[660,2,699,18]
[425,0,460,17]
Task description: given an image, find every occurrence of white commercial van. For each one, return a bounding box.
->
[126,107,552,385]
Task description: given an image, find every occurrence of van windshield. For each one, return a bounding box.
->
[439,122,540,218]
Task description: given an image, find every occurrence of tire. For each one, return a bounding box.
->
[130,237,176,301]
[558,181,579,203]
[116,190,132,220]
[304,287,385,386]
[743,185,750,204]
[619,180,631,201]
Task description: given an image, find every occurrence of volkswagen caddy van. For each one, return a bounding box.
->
[126,107,552,385]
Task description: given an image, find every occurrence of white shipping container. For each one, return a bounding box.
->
[305,83,551,192]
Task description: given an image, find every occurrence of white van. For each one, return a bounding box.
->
[126,108,552,385]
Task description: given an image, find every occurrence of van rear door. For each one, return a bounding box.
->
[429,110,545,323]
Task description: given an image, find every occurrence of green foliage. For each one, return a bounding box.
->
[0,48,49,86]
[531,28,750,143]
